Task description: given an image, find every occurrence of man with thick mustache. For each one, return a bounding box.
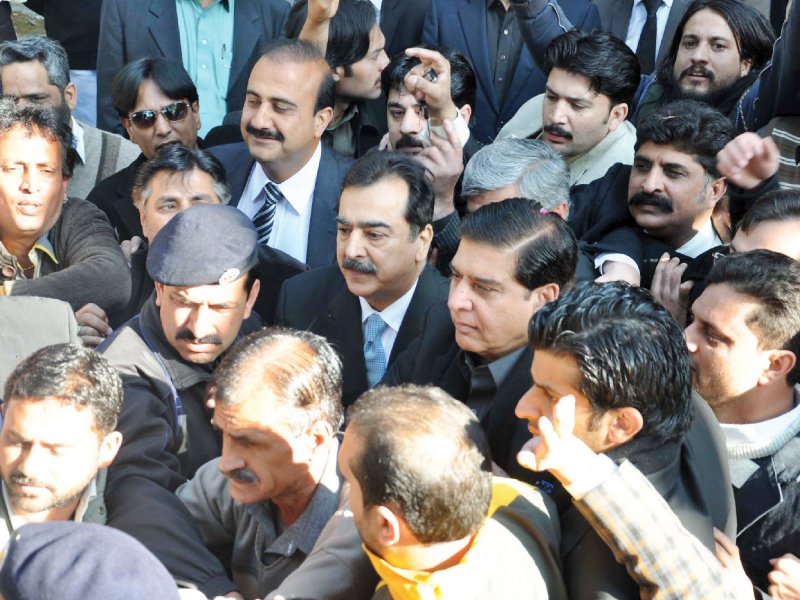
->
[99,205,262,597]
[211,39,353,269]
[275,151,448,407]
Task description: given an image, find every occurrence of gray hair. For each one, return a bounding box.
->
[462,138,570,210]
[0,36,71,93]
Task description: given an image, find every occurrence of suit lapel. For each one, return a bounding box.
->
[324,282,369,400]
[389,267,447,362]
[503,45,536,116]
[609,0,634,39]
[658,0,688,64]
[458,0,499,113]
[147,0,182,60]
[229,1,260,96]
[306,145,340,267]
[487,347,533,468]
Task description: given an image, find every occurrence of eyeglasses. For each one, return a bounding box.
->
[128,102,190,129]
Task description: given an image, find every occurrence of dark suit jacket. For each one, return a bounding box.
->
[96,0,288,133]
[381,0,431,58]
[593,0,690,67]
[422,0,600,143]
[210,142,353,269]
[275,264,449,407]
[87,154,146,242]
[386,303,534,473]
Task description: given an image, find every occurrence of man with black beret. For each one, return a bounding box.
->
[99,204,261,598]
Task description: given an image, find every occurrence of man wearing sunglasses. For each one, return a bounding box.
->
[87,58,202,244]
[0,36,139,202]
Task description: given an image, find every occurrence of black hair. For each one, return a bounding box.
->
[342,151,434,236]
[210,327,344,432]
[529,282,694,441]
[111,58,199,119]
[635,99,735,176]
[459,197,577,291]
[259,39,336,113]
[3,344,123,435]
[132,144,231,208]
[287,0,376,76]
[738,189,800,233]
[381,44,477,112]
[348,385,492,543]
[542,30,641,108]
[655,0,775,114]
[705,250,800,385]
[0,97,75,177]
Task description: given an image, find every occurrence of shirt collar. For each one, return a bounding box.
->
[358,278,420,333]
[70,117,86,165]
[633,0,673,7]
[463,345,526,388]
[33,233,58,265]
[258,142,323,217]
[676,219,721,258]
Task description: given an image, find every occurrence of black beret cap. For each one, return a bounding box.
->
[0,522,180,600]
[147,204,258,286]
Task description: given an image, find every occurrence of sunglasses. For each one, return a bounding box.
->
[128,101,191,129]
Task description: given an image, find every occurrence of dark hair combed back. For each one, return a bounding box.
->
[0,97,75,177]
[210,328,344,432]
[3,344,123,435]
[542,30,641,108]
[738,189,800,233]
[635,100,735,176]
[460,198,577,290]
[348,385,492,543]
[0,36,70,92]
[259,39,336,113]
[529,283,694,441]
[111,57,199,119]
[656,0,774,110]
[287,0,375,74]
[381,45,477,111]
[132,144,231,208]
[343,151,434,235]
[706,250,800,385]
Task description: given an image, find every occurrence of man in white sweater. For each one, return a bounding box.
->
[686,249,800,593]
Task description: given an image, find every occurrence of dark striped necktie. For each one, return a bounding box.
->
[252,182,282,246]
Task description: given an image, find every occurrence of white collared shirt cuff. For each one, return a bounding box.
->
[428,110,471,147]
[595,253,640,275]
[564,454,618,500]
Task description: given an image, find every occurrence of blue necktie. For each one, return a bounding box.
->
[252,182,282,246]
[364,313,388,388]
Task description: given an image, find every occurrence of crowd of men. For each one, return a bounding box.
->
[0,0,799,597]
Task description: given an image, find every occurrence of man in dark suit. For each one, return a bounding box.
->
[276,152,449,407]
[593,0,690,73]
[87,58,202,243]
[211,39,353,269]
[421,0,600,143]
[516,282,734,599]
[96,0,288,135]
[386,198,577,473]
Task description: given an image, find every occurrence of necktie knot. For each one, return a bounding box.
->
[364,313,387,343]
[643,0,661,16]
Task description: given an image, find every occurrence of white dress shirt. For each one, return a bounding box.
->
[676,218,722,258]
[237,143,323,264]
[358,278,419,359]
[625,0,674,59]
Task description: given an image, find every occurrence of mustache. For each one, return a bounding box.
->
[8,474,51,489]
[175,329,223,345]
[679,65,715,82]
[543,124,573,140]
[227,468,258,484]
[629,191,674,213]
[246,124,285,142]
[395,134,425,150]
[342,257,378,275]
